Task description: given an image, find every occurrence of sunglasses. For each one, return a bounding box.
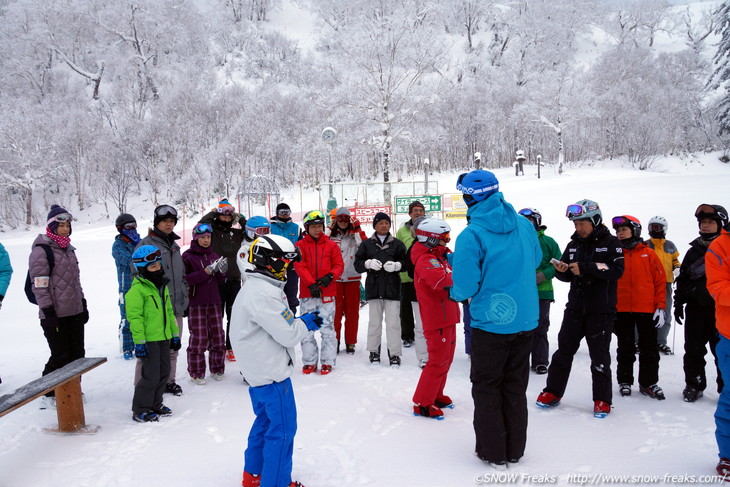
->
[48,213,73,224]
[132,248,162,264]
[194,223,213,234]
[123,222,137,230]
[566,204,598,219]
[155,205,178,218]
[217,206,236,216]
[277,209,291,216]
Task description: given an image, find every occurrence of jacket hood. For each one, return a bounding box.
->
[411,241,450,262]
[189,240,215,255]
[466,192,517,234]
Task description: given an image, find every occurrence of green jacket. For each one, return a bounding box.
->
[536,228,562,301]
[396,222,415,283]
[125,276,180,344]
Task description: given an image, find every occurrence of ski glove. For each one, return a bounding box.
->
[674,304,684,325]
[309,283,322,299]
[170,337,182,351]
[300,311,323,331]
[652,308,665,328]
[216,257,229,274]
[317,273,334,288]
[383,261,401,273]
[41,307,59,333]
[536,271,547,285]
[135,343,149,360]
[119,292,125,305]
[80,298,89,325]
[0,294,3,310]
[365,259,383,271]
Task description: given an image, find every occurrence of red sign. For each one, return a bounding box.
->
[351,206,391,224]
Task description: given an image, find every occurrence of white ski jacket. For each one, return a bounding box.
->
[230,270,309,387]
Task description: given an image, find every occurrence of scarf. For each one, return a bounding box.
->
[46,227,70,248]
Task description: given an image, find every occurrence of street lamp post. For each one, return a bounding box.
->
[424,158,430,194]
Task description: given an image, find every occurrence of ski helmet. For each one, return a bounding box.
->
[132,245,162,269]
[456,170,499,207]
[248,234,301,281]
[245,216,271,240]
[115,213,137,232]
[566,199,602,227]
[611,215,642,240]
[647,216,668,238]
[695,204,728,237]
[153,204,178,226]
[303,210,326,227]
[416,218,451,248]
[518,208,542,229]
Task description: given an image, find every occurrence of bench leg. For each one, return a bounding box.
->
[56,377,85,432]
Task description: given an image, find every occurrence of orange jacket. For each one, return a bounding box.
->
[616,242,666,313]
[707,230,730,340]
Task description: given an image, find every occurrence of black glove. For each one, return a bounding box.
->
[41,306,59,332]
[183,307,189,318]
[317,273,334,288]
[135,343,149,359]
[170,336,182,351]
[674,304,684,325]
[309,283,322,299]
[80,298,89,325]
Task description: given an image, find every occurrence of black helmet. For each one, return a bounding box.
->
[115,213,137,232]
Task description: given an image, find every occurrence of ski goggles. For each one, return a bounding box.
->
[566,203,599,219]
[193,223,213,234]
[416,228,451,243]
[304,210,325,224]
[132,248,162,265]
[155,205,178,219]
[277,208,292,216]
[249,226,271,236]
[217,206,236,216]
[122,222,137,230]
[648,223,664,233]
[611,216,639,229]
[47,213,73,225]
[336,214,351,223]
[695,204,727,221]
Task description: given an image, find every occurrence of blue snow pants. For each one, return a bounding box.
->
[245,378,297,487]
[715,335,730,459]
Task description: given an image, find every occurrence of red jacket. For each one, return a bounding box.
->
[616,242,666,313]
[707,230,730,340]
[412,242,460,331]
[295,233,344,299]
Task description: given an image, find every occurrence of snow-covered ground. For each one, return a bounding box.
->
[1,153,729,486]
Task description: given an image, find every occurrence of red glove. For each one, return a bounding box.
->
[351,218,362,232]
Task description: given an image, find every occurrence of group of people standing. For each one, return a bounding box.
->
[5,171,730,485]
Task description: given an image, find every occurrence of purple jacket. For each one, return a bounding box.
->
[182,241,225,306]
[28,234,85,319]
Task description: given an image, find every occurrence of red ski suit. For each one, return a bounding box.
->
[411,242,460,407]
[295,233,344,299]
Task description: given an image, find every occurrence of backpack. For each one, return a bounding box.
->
[25,244,54,305]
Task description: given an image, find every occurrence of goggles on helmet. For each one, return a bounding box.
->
[695,204,727,221]
[566,203,599,219]
[277,209,291,216]
[611,216,639,229]
[416,228,450,243]
[217,206,236,216]
[48,213,73,225]
[132,248,162,265]
[304,210,325,224]
[193,223,213,234]
[251,226,271,236]
[122,222,137,230]
[155,205,178,219]
[648,223,664,233]
[336,214,351,223]
[518,208,538,218]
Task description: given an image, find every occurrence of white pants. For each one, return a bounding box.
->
[367,299,402,357]
[413,302,428,363]
[300,298,337,367]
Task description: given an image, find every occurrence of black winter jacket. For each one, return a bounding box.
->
[674,237,715,309]
[354,233,407,301]
[199,211,245,280]
[555,224,625,314]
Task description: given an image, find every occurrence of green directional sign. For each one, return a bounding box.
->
[394,195,442,214]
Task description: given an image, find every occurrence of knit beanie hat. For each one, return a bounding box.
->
[216,199,236,215]
[372,212,391,227]
[336,207,351,217]
[408,201,425,214]
[47,204,72,235]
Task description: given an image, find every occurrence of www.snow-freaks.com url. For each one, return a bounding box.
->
[474,473,727,484]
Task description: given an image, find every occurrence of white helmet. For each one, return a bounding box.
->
[648,215,668,237]
[416,218,451,248]
[248,234,301,280]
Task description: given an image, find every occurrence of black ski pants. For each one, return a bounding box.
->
[220,278,241,350]
[41,313,86,397]
[545,309,614,404]
[471,327,533,464]
[683,303,723,393]
[531,299,552,368]
[400,281,417,342]
[132,340,171,415]
[614,312,659,387]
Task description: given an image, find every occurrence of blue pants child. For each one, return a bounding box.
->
[715,335,730,459]
[245,378,297,487]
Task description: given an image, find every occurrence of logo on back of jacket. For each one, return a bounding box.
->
[488,293,518,325]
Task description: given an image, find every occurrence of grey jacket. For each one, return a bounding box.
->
[137,230,189,317]
[28,234,85,319]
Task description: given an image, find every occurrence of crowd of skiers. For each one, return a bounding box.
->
[2,169,730,485]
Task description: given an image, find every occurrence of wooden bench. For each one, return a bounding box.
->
[0,357,107,434]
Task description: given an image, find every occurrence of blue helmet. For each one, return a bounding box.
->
[245,216,271,240]
[132,245,162,269]
[456,170,499,207]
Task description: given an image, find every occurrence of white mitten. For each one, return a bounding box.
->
[383,261,402,273]
[365,259,383,271]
